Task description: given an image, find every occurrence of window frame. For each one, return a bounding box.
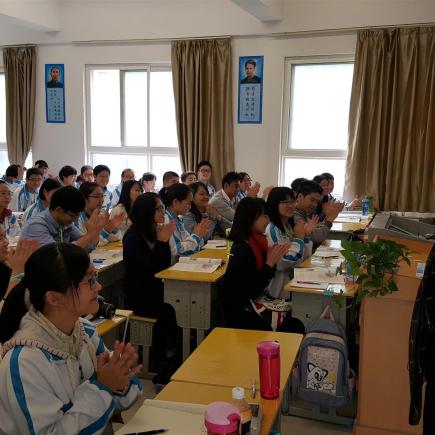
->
[84,63,180,172]
[279,55,354,191]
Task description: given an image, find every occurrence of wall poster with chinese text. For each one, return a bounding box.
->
[45,64,65,123]
[238,55,263,124]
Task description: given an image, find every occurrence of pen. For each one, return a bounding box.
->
[296,280,322,285]
[124,430,168,435]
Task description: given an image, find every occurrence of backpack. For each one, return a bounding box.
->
[291,305,356,407]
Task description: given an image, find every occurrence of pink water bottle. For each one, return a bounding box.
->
[256,340,280,399]
[204,401,240,435]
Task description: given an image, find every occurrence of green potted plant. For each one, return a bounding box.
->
[336,238,412,304]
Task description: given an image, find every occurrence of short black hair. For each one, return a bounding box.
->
[34,160,48,169]
[321,172,334,181]
[313,174,327,184]
[229,197,267,242]
[25,168,42,180]
[245,59,256,68]
[39,178,61,201]
[166,183,192,205]
[5,165,19,178]
[59,165,77,181]
[267,187,295,233]
[93,164,111,176]
[181,171,196,182]
[81,165,93,175]
[196,160,212,172]
[290,177,308,194]
[49,186,85,213]
[297,180,323,197]
[222,171,240,189]
[141,172,156,182]
[79,182,100,199]
[121,168,134,178]
[162,171,179,183]
[238,172,250,181]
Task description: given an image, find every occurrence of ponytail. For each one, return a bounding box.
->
[0,282,27,343]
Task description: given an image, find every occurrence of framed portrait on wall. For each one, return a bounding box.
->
[238,55,263,124]
[45,64,65,123]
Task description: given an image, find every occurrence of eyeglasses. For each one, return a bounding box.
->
[83,272,99,288]
[155,205,165,212]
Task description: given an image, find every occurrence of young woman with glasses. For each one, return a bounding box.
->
[0,243,142,434]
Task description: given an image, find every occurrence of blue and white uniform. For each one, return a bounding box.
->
[165,208,204,264]
[235,190,246,205]
[265,222,313,299]
[101,187,113,211]
[0,307,142,435]
[111,184,122,208]
[22,199,45,223]
[0,175,23,193]
[0,210,20,237]
[76,210,121,247]
[10,185,38,212]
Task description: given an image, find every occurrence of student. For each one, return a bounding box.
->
[0,243,142,434]
[0,232,38,312]
[111,168,136,206]
[22,178,61,223]
[209,171,240,231]
[321,172,362,209]
[58,165,78,187]
[123,193,178,358]
[20,186,106,249]
[93,164,112,210]
[77,182,125,246]
[158,171,180,205]
[183,181,226,241]
[236,171,262,203]
[181,171,197,186]
[1,165,24,192]
[10,168,43,212]
[223,197,290,330]
[34,160,50,179]
[294,180,342,245]
[77,165,95,185]
[110,179,142,236]
[141,172,157,192]
[164,183,209,263]
[265,187,317,299]
[290,177,308,195]
[0,181,20,237]
[196,160,216,197]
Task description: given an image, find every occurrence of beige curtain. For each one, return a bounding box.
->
[345,28,435,212]
[2,46,36,166]
[171,38,234,186]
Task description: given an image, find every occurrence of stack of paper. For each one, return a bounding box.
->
[203,239,227,250]
[169,257,223,273]
[290,267,345,289]
[312,246,342,258]
[115,399,206,434]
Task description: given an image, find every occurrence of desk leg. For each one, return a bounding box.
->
[182,328,190,362]
[197,329,205,347]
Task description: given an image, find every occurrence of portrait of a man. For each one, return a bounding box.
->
[240,59,262,84]
[46,66,63,88]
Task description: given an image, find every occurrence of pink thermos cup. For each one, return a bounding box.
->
[256,340,280,399]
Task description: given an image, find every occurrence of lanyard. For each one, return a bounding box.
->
[58,225,64,243]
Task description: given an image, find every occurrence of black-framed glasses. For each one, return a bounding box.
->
[85,272,99,288]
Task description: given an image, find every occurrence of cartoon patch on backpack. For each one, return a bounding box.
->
[307,363,334,392]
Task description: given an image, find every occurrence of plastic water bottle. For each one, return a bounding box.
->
[231,387,252,435]
[256,341,280,399]
[362,198,370,216]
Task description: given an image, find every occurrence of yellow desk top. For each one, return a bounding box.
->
[155,249,228,283]
[156,381,280,435]
[96,309,133,336]
[97,241,123,251]
[171,327,302,392]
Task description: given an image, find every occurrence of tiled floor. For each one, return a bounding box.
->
[114,379,353,435]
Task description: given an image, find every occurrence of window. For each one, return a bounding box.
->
[86,66,181,187]
[281,58,354,197]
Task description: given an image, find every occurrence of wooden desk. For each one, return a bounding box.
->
[155,249,228,361]
[156,381,281,435]
[171,327,302,393]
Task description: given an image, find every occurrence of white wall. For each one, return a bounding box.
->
[0,0,434,186]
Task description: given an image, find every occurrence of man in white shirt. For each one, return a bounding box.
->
[111,168,135,206]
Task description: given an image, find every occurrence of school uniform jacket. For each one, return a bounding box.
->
[111,184,122,208]
[0,175,23,193]
[0,209,20,238]
[265,223,313,299]
[10,185,38,212]
[22,199,45,223]
[0,310,142,435]
[101,187,113,211]
[164,209,204,264]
